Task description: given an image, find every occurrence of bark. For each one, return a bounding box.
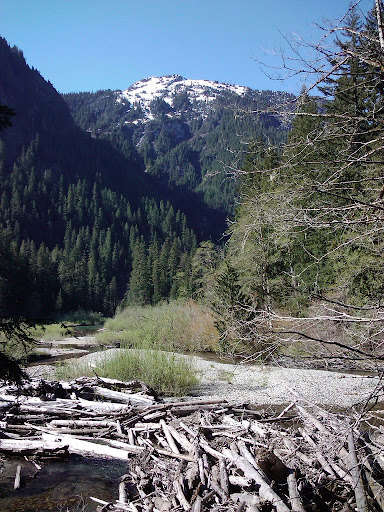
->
[348,432,368,512]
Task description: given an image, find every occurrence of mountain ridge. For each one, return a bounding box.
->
[118,74,251,120]
[64,76,293,214]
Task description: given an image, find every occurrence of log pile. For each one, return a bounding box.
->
[1,378,384,511]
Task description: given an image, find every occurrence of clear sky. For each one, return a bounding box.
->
[0,0,373,94]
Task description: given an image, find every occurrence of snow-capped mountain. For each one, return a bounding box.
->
[117,74,251,120]
[64,77,293,214]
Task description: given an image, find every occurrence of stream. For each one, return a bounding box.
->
[0,455,127,512]
[1,332,121,512]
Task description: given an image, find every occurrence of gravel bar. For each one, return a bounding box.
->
[56,349,380,409]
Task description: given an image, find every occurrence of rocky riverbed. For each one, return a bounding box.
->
[26,342,382,409]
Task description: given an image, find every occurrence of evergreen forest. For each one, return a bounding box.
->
[211,5,384,361]
[0,36,289,321]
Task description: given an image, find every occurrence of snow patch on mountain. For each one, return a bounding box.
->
[117,75,250,119]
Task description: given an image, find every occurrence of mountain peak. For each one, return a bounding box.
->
[118,75,251,119]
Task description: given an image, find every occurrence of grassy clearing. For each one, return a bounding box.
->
[31,311,105,341]
[55,349,198,396]
[30,323,75,341]
[96,300,219,353]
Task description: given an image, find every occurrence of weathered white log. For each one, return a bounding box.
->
[127,428,135,446]
[299,428,337,478]
[78,397,130,413]
[142,410,165,421]
[160,419,180,454]
[155,447,197,462]
[119,481,128,504]
[287,472,306,512]
[1,395,78,408]
[17,403,98,417]
[49,419,117,428]
[0,438,66,453]
[249,421,267,438]
[166,423,193,453]
[200,424,244,431]
[191,496,202,512]
[42,432,132,460]
[23,421,108,436]
[219,456,229,497]
[197,454,206,486]
[202,452,210,481]
[134,422,162,430]
[229,475,251,487]
[19,404,83,416]
[96,438,145,454]
[222,448,290,512]
[238,441,270,484]
[200,441,224,459]
[24,456,41,470]
[14,464,22,490]
[85,376,146,389]
[222,414,242,426]
[173,478,190,511]
[94,386,154,405]
[179,421,197,438]
[348,432,368,512]
[295,404,333,436]
[90,496,109,505]
[277,402,295,419]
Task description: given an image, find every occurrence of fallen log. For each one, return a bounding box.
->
[0,437,67,455]
[94,386,155,406]
[14,464,22,490]
[287,472,306,512]
[222,448,290,512]
[348,432,368,512]
[42,432,134,460]
[49,419,117,428]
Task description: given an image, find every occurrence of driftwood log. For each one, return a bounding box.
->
[2,377,384,511]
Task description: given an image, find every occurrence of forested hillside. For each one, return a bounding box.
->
[0,38,198,317]
[63,76,292,214]
[212,6,384,362]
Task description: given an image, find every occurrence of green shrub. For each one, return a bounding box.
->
[96,300,218,353]
[55,349,197,396]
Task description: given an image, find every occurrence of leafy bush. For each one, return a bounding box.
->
[55,349,197,396]
[96,300,218,353]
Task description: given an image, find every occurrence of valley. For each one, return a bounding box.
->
[2,1,384,509]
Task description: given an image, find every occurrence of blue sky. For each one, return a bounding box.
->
[0,0,373,94]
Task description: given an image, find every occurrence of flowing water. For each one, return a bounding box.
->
[0,455,127,512]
